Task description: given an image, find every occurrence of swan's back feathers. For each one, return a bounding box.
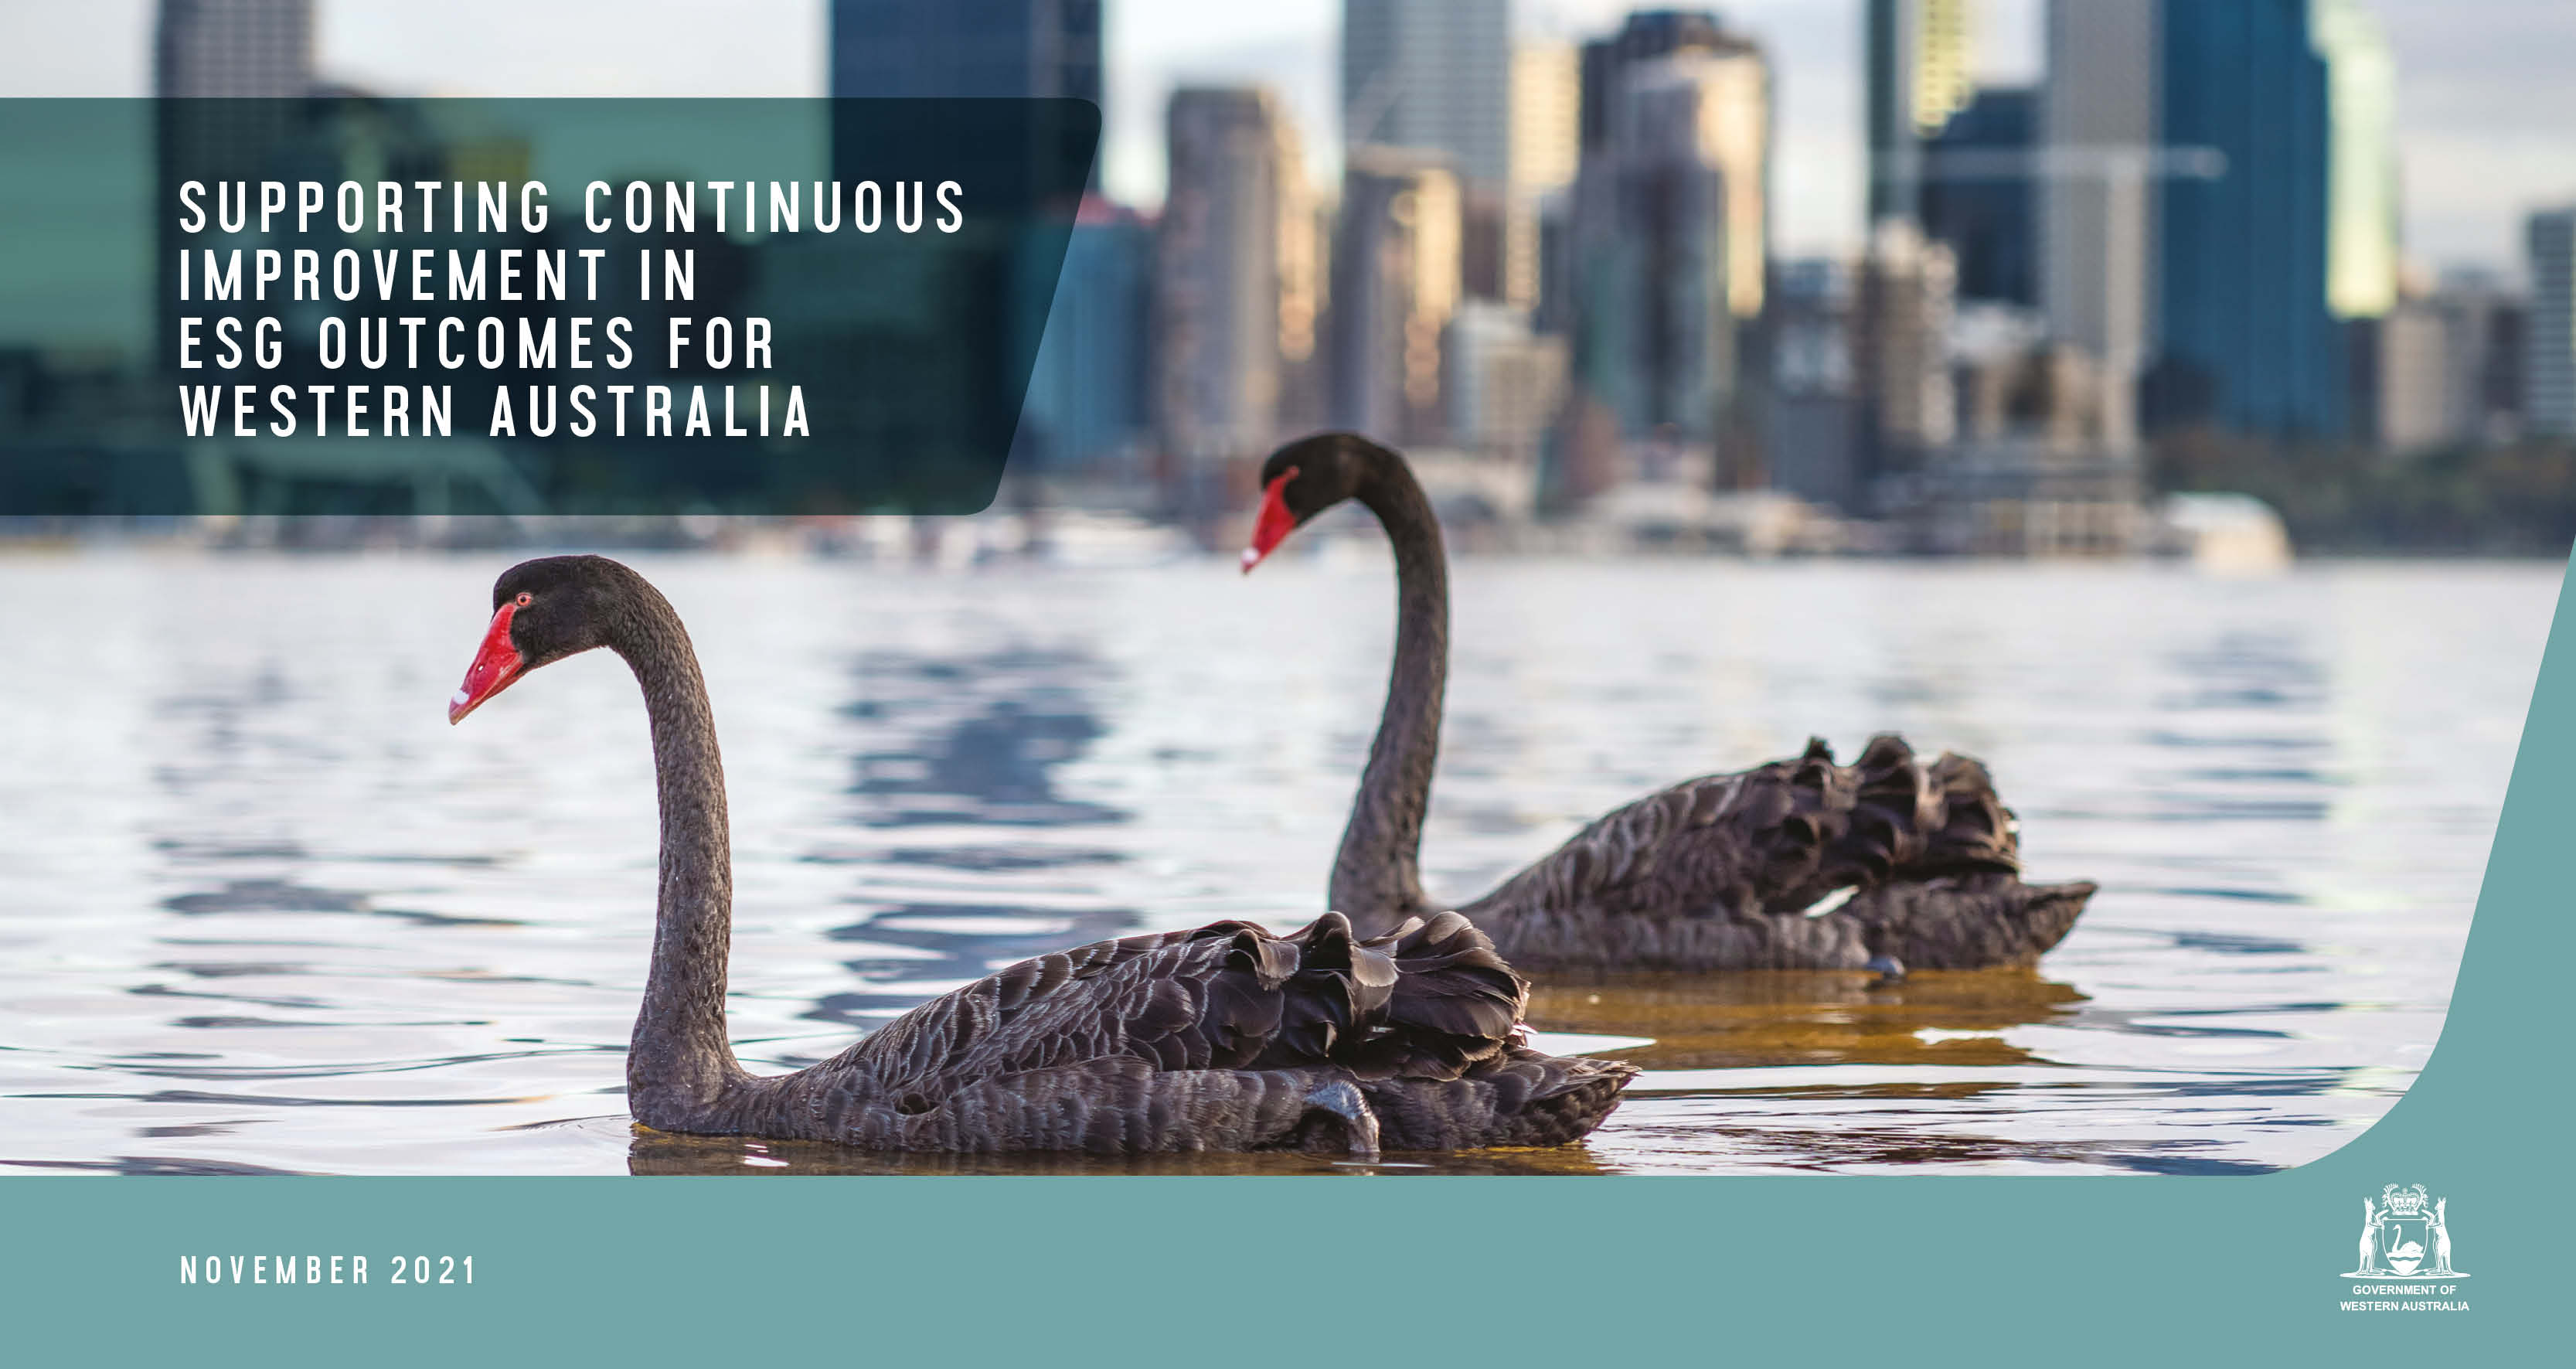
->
[1332,911,1527,1078]
[1461,734,2005,925]
[742,909,1623,1153]
[843,910,1530,1093]
[1769,737,2023,911]
[1451,735,2078,971]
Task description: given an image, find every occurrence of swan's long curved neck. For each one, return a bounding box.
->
[611,595,749,1122]
[1329,456,1448,937]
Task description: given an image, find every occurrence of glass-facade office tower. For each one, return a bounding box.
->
[830,0,1104,188]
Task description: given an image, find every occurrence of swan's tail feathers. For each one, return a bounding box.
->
[1771,735,2024,911]
[1914,751,2025,877]
[1845,733,1939,881]
[1365,1043,1638,1150]
[1845,872,2098,970]
[1360,911,1529,1076]
[1229,911,1380,1064]
[1236,910,1523,1078]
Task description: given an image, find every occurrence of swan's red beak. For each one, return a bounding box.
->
[447,601,525,725]
[1240,467,1299,574]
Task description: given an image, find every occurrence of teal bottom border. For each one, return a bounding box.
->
[8,560,2571,1365]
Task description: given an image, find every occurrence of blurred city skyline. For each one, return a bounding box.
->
[4,0,2568,274]
[5,0,2574,558]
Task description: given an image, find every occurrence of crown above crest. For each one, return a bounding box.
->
[2380,1183,2431,1217]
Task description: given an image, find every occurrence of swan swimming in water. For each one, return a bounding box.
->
[1239,432,2098,974]
[446,553,1634,1155]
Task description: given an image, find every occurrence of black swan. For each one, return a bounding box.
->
[1239,432,2098,974]
[446,553,1632,1154]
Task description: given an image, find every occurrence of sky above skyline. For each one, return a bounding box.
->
[4,0,2568,274]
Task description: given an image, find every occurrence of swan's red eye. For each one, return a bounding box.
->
[515,592,533,607]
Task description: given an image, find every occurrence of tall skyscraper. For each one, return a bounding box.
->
[155,1,314,366]
[2152,0,2343,438]
[1330,148,1463,444]
[1856,217,1958,456]
[1763,258,1863,509]
[2316,0,2399,320]
[1342,0,1511,188]
[1865,0,1975,223]
[1019,197,1155,472]
[2528,208,2576,438]
[830,0,1104,186]
[1567,40,1769,458]
[1155,88,1320,462]
[155,0,311,97]
[1505,42,1581,309]
[1579,9,1727,152]
[1575,11,1768,318]
[2040,0,2156,451]
[1918,86,2035,305]
[2043,0,2389,444]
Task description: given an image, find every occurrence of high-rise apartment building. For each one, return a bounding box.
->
[830,0,1104,186]
[2528,208,2576,437]
[2044,0,2395,442]
[155,0,315,363]
[1865,0,1975,222]
[155,0,310,97]
[1505,42,1581,309]
[1919,87,2036,306]
[1342,0,1511,187]
[1155,88,1320,462]
[1019,198,1155,472]
[2039,0,2156,448]
[2316,0,2400,320]
[1567,39,1769,453]
[1856,217,1958,456]
[1330,148,1463,444]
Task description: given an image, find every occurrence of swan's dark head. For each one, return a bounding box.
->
[447,555,637,724]
[1241,432,1399,573]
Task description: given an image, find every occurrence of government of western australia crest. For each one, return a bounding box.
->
[2346,1183,2466,1278]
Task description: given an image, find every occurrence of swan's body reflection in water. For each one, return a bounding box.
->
[1528,969,2088,1071]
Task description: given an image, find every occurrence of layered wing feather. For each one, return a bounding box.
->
[1453,735,2087,971]
[1462,734,2018,925]
[835,909,1530,1101]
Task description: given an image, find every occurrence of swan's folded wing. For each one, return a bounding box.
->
[848,911,1531,1094]
[1341,911,1526,1077]
[1458,738,1853,923]
[1459,736,2028,925]
[846,925,1247,1088]
[1766,735,2023,911]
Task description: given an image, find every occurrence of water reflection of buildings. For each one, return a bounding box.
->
[812,643,1138,1028]
[846,647,1126,828]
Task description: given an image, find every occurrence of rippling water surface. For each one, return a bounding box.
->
[0,548,2552,1175]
